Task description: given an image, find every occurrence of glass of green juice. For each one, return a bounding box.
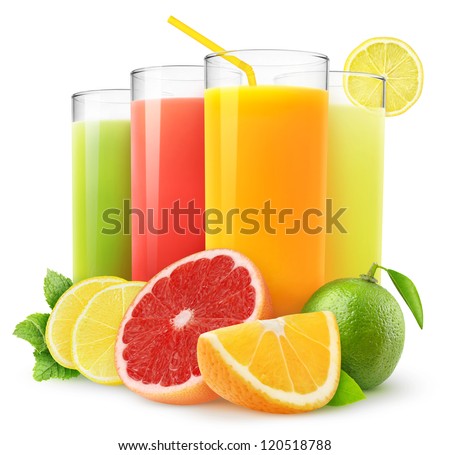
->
[72,89,131,282]
[326,71,386,281]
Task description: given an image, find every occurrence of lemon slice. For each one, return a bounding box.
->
[46,276,126,369]
[344,37,423,116]
[72,281,145,384]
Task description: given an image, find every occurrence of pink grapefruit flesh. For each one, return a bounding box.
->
[115,249,273,404]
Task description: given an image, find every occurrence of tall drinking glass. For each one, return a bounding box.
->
[131,66,205,281]
[326,71,386,281]
[72,89,131,282]
[205,50,328,316]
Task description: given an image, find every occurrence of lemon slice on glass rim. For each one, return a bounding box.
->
[344,37,423,116]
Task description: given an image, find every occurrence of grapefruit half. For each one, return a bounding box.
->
[115,249,273,404]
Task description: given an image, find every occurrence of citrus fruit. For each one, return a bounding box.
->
[197,312,340,413]
[115,249,273,404]
[72,281,145,384]
[344,37,423,116]
[303,277,405,390]
[46,276,125,369]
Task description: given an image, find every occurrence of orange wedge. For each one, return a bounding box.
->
[197,312,340,413]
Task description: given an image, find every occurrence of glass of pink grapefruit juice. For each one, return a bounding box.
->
[131,66,205,281]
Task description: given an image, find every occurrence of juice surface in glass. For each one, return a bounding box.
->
[205,85,328,316]
[73,119,131,282]
[131,97,204,281]
[326,104,385,281]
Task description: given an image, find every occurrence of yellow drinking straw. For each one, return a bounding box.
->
[168,16,257,86]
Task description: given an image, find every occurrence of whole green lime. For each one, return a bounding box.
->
[303,278,405,390]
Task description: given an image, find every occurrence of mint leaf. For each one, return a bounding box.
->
[44,269,72,309]
[13,313,49,353]
[386,268,423,329]
[328,370,365,406]
[33,350,80,382]
[15,269,80,382]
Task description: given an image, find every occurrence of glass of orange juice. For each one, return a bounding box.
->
[205,50,328,316]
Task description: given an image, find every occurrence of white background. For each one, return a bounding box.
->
[1,0,448,454]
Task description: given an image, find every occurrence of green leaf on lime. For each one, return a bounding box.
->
[384,268,423,329]
[328,370,366,406]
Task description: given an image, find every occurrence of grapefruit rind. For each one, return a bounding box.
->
[46,276,126,369]
[197,312,340,413]
[115,249,273,404]
[111,370,218,405]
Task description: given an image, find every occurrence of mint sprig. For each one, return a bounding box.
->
[44,269,73,309]
[13,313,49,353]
[33,350,80,382]
[13,269,79,381]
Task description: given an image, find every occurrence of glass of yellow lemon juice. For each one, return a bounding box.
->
[326,71,386,281]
